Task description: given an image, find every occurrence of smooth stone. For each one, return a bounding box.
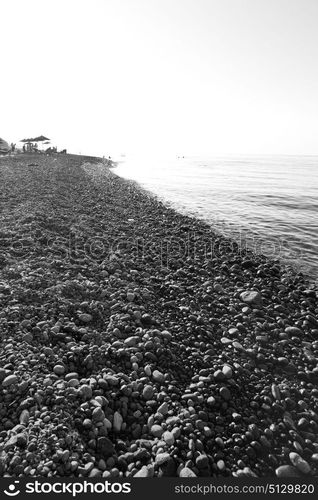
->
[220,387,231,401]
[19,410,30,425]
[134,466,149,477]
[143,385,154,400]
[152,370,165,383]
[157,402,169,415]
[92,407,105,422]
[53,365,65,375]
[179,467,197,477]
[275,465,301,478]
[162,431,174,446]
[240,290,262,305]
[151,425,163,438]
[289,452,311,474]
[97,437,115,456]
[222,365,233,379]
[196,454,209,469]
[79,385,93,400]
[271,384,281,401]
[155,452,170,466]
[78,313,93,323]
[124,336,139,347]
[113,411,123,432]
[285,326,303,336]
[2,375,18,387]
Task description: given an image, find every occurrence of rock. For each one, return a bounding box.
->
[134,466,150,477]
[113,411,123,432]
[152,370,165,383]
[19,410,30,426]
[97,437,115,456]
[92,407,105,422]
[53,364,65,375]
[240,291,262,306]
[124,336,139,347]
[2,374,18,388]
[89,468,102,477]
[143,385,154,400]
[4,433,28,451]
[289,452,311,474]
[217,460,226,470]
[285,326,303,336]
[78,313,93,323]
[157,402,169,415]
[179,467,197,477]
[220,386,231,401]
[151,425,163,438]
[271,384,281,401]
[275,465,301,478]
[79,384,93,400]
[155,453,170,466]
[196,454,209,469]
[222,365,233,379]
[127,292,135,302]
[162,431,174,446]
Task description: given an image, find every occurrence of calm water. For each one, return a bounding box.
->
[114,155,318,280]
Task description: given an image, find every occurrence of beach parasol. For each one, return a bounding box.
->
[33,135,50,142]
[20,136,51,151]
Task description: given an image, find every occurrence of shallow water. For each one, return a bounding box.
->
[114,155,318,281]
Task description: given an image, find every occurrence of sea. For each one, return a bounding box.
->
[114,155,318,282]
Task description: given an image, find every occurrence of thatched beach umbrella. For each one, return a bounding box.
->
[20,136,50,151]
[33,135,50,142]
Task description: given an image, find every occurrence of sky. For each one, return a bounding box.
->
[1,0,318,157]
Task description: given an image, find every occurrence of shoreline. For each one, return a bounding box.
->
[0,153,318,478]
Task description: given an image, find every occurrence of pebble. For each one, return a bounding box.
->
[155,453,170,466]
[151,425,163,438]
[289,452,311,474]
[285,326,303,336]
[179,467,197,477]
[220,387,231,401]
[196,454,209,469]
[143,385,154,400]
[157,402,169,415]
[134,466,150,477]
[152,370,165,383]
[79,384,93,400]
[53,365,65,375]
[113,411,123,432]
[275,465,301,478]
[78,313,93,323]
[2,374,18,387]
[240,290,262,305]
[162,431,174,446]
[222,365,233,379]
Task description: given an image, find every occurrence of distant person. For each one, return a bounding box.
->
[22,144,26,153]
[11,143,16,153]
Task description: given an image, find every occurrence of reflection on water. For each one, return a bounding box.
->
[114,155,318,280]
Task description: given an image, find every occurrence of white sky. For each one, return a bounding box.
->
[1,0,318,156]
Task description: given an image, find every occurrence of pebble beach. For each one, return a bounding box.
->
[0,153,318,478]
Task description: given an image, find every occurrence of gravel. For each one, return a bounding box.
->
[0,153,318,478]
